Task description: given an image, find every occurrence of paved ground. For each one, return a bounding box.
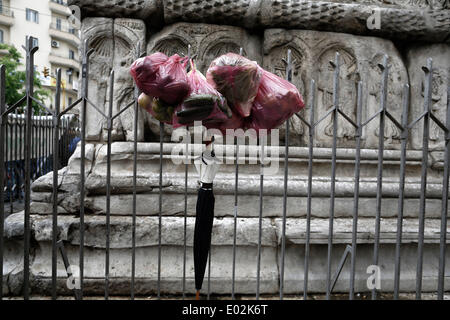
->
[4,293,450,300]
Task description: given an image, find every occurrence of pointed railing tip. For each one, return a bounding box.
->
[332,51,340,67]
[376,54,389,71]
[422,58,432,73]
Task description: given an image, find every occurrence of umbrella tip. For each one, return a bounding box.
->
[195,290,200,300]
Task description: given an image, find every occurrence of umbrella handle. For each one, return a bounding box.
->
[195,290,200,300]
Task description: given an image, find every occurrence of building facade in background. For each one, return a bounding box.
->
[0,0,80,110]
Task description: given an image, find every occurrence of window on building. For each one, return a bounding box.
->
[26,8,39,23]
[0,1,3,15]
[68,97,73,106]
[0,30,4,44]
[69,49,75,60]
[67,68,73,84]
[56,18,61,30]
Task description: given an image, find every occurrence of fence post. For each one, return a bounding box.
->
[393,84,410,299]
[105,70,114,300]
[303,79,315,300]
[131,42,141,300]
[437,69,450,300]
[0,65,6,300]
[326,52,340,300]
[416,58,432,300]
[349,81,363,300]
[78,39,91,299]
[23,36,38,300]
[51,68,62,300]
[158,121,164,299]
[279,49,292,300]
[372,54,389,300]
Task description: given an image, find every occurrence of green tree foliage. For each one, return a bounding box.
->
[0,43,50,114]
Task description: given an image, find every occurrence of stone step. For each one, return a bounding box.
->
[60,142,446,197]
[5,212,449,247]
[24,242,450,295]
[81,194,447,219]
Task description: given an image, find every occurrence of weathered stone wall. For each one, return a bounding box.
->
[73,0,450,150]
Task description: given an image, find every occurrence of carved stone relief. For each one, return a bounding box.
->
[69,0,163,26]
[80,18,149,142]
[109,19,147,142]
[80,18,113,142]
[263,29,408,149]
[148,23,262,73]
[406,44,450,151]
[71,0,450,42]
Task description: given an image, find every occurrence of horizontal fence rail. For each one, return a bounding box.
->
[0,35,449,300]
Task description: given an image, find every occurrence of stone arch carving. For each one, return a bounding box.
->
[201,41,243,72]
[368,53,402,146]
[80,18,114,141]
[266,46,303,78]
[265,45,307,144]
[111,19,146,142]
[422,69,446,145]
[316,46,359,143]
[153,37,191,57]
[198,29,249,73]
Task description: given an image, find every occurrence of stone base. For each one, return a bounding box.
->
[4,241,450,296]
[3,212,449,296]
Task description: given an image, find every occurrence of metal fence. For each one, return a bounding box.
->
[1,113,79,205]
[0,36,448,300]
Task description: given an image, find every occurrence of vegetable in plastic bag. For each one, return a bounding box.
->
[245,67,305,132]
[206,53,261,118]
[173,61,232,128]
[130,53,190,105]
[138,92,175,124]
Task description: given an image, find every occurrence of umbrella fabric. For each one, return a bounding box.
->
[193,185,215,291]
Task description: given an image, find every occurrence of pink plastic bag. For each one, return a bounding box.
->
[206,53,261,118]
[173,62,232,128]
[130,53,190,105]
[214,109,245,134]
[245,67,305,132]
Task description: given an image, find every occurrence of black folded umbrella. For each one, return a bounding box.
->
[193,184,215,299]
[193,140,220,300]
